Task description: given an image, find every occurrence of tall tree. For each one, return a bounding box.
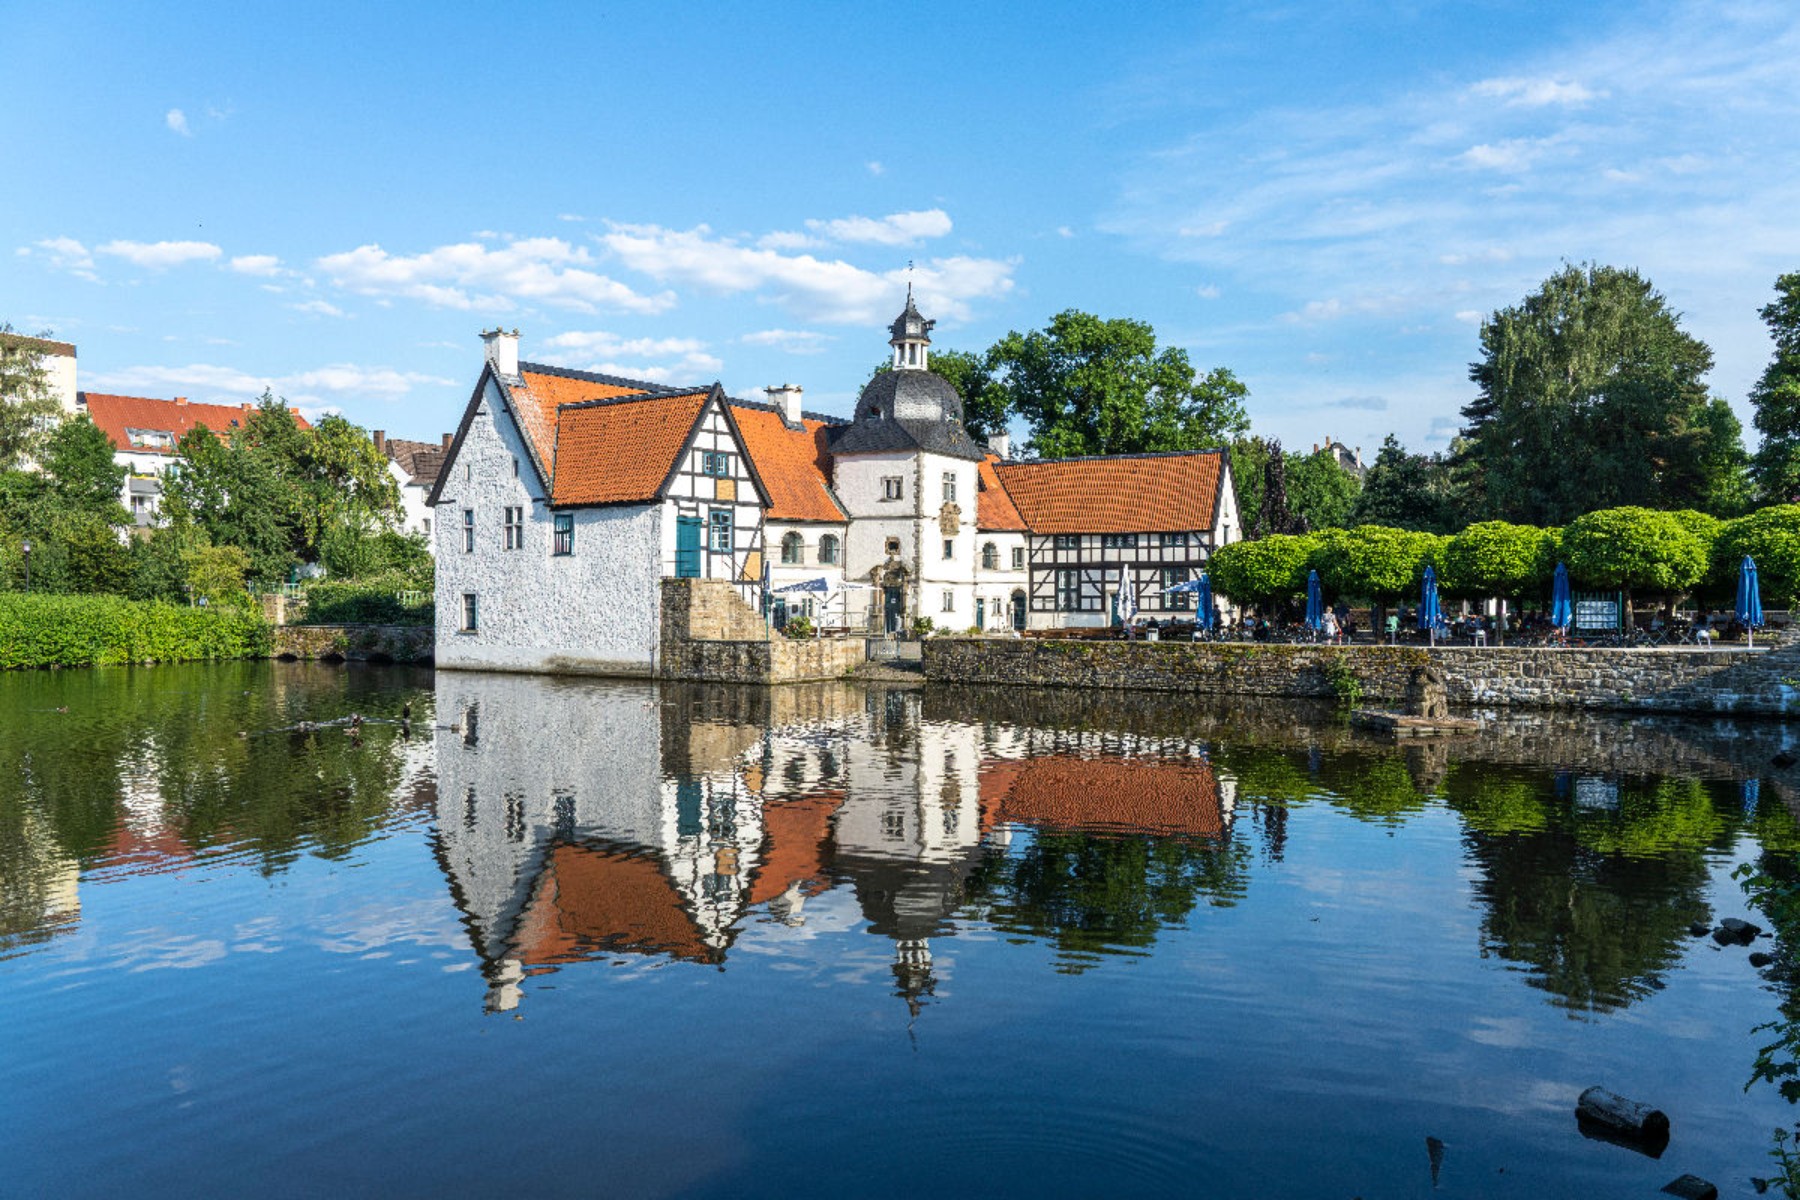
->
[988,310,1249,458]
[43,415,127,519]
[1284,445,1362,531]
[1348,434,1470,533]
[0,325,66,470]
[1751,271,1800,503]
[1257,439,1296,536]
[1461,264,1734,523]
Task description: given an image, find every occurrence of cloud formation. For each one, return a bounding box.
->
[315,237,674,314]
[739,329,833,354]
[98,240,223,269]
[87,361,455,403]
[805,209,952,246]
[229,254,283,276]
[165,108,191,136]
[1468,77,1600,107]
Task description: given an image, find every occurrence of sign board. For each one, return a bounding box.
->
[1575,598,1619,630]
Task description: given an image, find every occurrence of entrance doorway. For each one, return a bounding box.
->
[1011,590,1027,631]
[883,586,904,633]
[675,515,701,578]
[975,598,986,631]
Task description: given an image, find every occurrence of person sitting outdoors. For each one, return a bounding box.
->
[1385,611,1400,644]
[1694,610,1713,645]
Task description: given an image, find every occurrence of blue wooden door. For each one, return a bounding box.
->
[676,516,702,578]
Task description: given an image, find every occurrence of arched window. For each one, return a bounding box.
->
[819,534,840,565]
[981,542,999,570]
[781,532,804,564]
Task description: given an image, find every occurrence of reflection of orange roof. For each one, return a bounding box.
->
[514,843,715,965]
[98,822,194,876]
[83,393,310,456]
[749,791,844,904]
[981,755,1223,837]
[729,404,847,523]
[977,453,1026,531]
[994,450,1224,535]
[550,390,711,505]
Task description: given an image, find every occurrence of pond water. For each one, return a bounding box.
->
[3,663,1799,1197]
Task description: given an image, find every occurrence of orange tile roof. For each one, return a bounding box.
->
[981,755,1223,838]
[549,390,711,505]
[993,450,1223,535]
[509,366,654,472]
[82,393,311,456]
[729,404,847,523]
[514,843,717,965]
[748,791,844,905]
[977,454,1026,531]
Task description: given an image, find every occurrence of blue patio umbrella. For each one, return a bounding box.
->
[1196,572,1215,631]
[1418,564,1442,646]
[1550,562,1573,633]
[1305,569,1324,633]
[1737,555,1764,648]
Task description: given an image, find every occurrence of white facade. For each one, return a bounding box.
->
[391,460,435,545]
[835,449,984,632]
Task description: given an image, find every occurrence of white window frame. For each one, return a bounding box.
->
[941,589,954,613]
[503,506,524,550]
[462,509,475,553]
[882,476,904,501]
[461,593,478,632]
[942,471,957,503]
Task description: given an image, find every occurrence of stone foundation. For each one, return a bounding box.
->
[921,638,1800,717]
[659,580,865,684]
[274,624,434,664]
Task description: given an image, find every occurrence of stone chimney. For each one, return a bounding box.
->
[373,429,386,456]
[765,383,804,427]
[480,328,521,380]
[442,432,454,451]
[174,396,188,407]
[987,431,1011,460]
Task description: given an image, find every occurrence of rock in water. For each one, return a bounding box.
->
[1721,917,1763,941]
[1576,1086,1670,1152]
[1661,1174,1717,1200]
[1688,921,1711,937]
[1751,952,1775,968]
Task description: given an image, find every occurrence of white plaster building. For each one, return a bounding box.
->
[0,333,79,413]
[373,432,451,549]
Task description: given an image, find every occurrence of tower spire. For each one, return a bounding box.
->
[888,289,934,371]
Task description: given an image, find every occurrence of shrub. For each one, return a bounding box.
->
[0,593,271,669]
[1717,504,1800,610]
[1562,506,1709,599]
[910,616,936,638]
[781,615,816,639]
[301,571,434,626]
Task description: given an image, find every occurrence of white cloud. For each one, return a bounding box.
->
[599,221,1014,324]
[557,213,587,223]
[866,161,885,176]
[739,329,833,354]
[97,240,223,269]
[1469,77,1600,107]
[316,237,674,314]
[538,329,722,381]
[165,108,191,136]
[1195,283,1221,299]
[757,230,819,251]
[290,300,348,318]
[229,254,284,276]
[1454,310,1484,324]
[86,362,455,403]
[88,363,272,395]
[1056,226,1076,239]
[804,209,952,245]
[284,365,457,397]
[543,330,710,358]
[25,236,98,280]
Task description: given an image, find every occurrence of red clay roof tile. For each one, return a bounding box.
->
[729,404,847,523]
[983,755,1223,838]
[977,453,1027,531]
[82,393,311,456]
[549,390,710,506]
[993,450,1223,535]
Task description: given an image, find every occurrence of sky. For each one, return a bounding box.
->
[5,0,1799,457]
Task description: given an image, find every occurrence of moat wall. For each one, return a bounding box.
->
[921,638,1800,717]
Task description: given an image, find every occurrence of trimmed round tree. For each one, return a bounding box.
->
[1311,524,1442,601]
[1209,533,1315,615]
[1441,521,1553,600]
[1716,504,1800,610]
[1561,506,1709,613]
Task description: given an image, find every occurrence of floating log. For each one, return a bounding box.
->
[1661,1174,1717,1200]
[1576,1087,1669,1155]
[1351,709,1480,739]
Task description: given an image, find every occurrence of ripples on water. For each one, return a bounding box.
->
[2,662,1799,1196]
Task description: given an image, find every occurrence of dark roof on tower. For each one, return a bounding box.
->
[830,369,988,460]
[888,290,935,345]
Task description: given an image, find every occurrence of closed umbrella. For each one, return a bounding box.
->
[1550,562,1573,642]
[1737,555,1764,649]
[1197,573,1215,631]
[1419,564,1442,647]
[1305,569,1324,635]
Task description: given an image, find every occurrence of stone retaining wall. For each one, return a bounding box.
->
[922,638,1800,717]
[659,579,866,683]
[274,624,434,664]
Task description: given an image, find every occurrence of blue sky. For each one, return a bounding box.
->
[6,1,1798,457]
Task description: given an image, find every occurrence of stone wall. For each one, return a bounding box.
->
[921,637,1800,717]
[659,579,865,683]
[274,624,434,664]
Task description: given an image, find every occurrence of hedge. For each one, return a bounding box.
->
[302,576,434,626]
[0,593,273,669]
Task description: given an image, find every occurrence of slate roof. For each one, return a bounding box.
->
[549,389,712,506]
[993,449,1226,535]
[976,453,1026,532]
[728,400,847,523]
[82,392,310,456]
[830,369,987,461]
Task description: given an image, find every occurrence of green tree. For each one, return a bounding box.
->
[1751,271,1800,503]
[1209,533,1315,612]
[1228,436,1270,530]
[181,544,252,605]
[1285,445,1361,531]
[927,348,1010,440]
[43,415,127,519]
[1440,521,1555,603]
[1717,505,1800,610]
[1561,506,1709,609]
[0,326,66,470]
[1346,434,1467,533]
[988,310,1249,458]
[1461,264,1735,522]
[1309,525,1444,606]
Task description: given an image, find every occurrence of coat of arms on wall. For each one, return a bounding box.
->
[938,502,961,535]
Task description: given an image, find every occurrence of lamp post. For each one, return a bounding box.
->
[20,539,28,591]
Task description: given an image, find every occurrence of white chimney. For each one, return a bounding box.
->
[987,431,1011,460]
[480,327,520,380]
[766,383,804,426]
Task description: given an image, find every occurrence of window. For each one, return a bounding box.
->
[701,450,733,477]
[1053,534,1079,551]
[942,471,957,503]
[819,534,840,565]
[885,537,901,556]
[941,589,954,613]
[1056,569,1083,611]
[981,542,998,570]
[423,518,432,538]
[512,457,519,477]
[882,476,904,501]
[708,509,733,553]
[503,506,523,550]
[1163,567,1192,609]
[461,593,478,632]
[1160,532,1189,549]
[1102,533,1138,549]
[554,513,574,556]
[462,509,475,552]
[1012,546,1025,571]
[781,531,804,564]
[943,538,954,561]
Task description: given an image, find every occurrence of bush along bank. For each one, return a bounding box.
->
[0,593,273,669]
